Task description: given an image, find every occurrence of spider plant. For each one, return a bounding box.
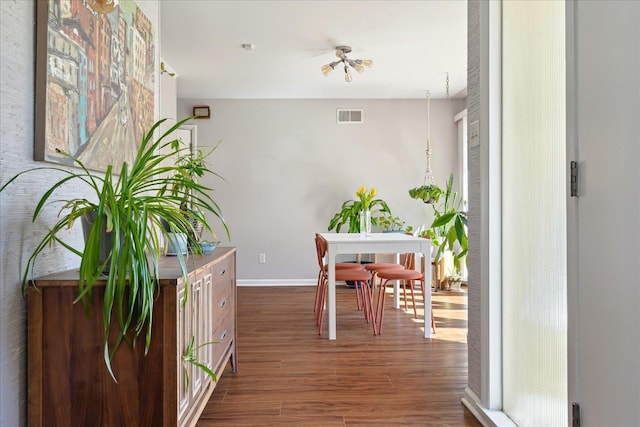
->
[163,140,224,246]
[0,116,230,381]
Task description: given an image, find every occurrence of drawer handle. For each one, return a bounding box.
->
[219,269,226,276]
[219,299,227,308]
[220,331,227,341]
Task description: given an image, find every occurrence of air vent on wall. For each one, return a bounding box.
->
[336,109,363,124]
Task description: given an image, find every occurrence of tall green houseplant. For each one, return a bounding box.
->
[1,117,230,380]
[426,174,468,269]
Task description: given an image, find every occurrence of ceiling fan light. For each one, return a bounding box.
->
[321,46,370,82]
[344,66,352,82]
[321,63,335,76]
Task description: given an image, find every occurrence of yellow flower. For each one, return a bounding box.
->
[356,186,376,210]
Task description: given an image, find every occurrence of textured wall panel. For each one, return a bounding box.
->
[466,0,482,398]
[0,2,158,424]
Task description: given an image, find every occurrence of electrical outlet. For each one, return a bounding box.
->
[259,253,266,264]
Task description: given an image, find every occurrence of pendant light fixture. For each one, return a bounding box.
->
[321,46,373,82]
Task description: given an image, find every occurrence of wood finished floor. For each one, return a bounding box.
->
[197,285,481,427]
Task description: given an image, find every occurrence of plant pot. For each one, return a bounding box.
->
[165,232,188,255]
[81,211,115,274]
[448,280,463,291]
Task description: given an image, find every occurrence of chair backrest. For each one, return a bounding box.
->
[314,233,327,270]
[402,253,416,270]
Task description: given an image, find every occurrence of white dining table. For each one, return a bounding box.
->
[319,232,433,340]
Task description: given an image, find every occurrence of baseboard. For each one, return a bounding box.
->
[461,387,517,427]
[237,279,317,287]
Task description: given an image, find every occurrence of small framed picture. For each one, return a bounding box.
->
[193,106,210,119]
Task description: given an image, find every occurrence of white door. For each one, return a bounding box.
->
[567,1,640,425]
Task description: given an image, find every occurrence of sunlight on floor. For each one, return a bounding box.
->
[387,286,470,344]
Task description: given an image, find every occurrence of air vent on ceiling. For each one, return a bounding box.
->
[337,109,363,124]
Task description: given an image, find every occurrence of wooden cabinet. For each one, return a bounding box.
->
[28,247,237,427]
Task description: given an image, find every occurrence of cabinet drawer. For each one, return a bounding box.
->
[210,309,234,374]
[210,258,233,319]
[211,283,233,333]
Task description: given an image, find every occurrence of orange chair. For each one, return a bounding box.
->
[366,255,417,310]
[313,233,364,315]
[364,261,404,305]
[373,256,436,335]
[314,234,376,335]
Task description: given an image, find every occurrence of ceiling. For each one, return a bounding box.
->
[160,1,467,99]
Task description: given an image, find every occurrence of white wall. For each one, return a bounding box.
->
[0,2,159,424]
[177,98,465,282]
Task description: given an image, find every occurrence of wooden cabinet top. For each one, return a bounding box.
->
[32,246,236,287]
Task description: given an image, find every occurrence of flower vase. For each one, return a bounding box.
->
[359,210,372,237]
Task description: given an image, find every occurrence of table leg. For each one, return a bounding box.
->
[423,246,432,338]
[393,252,400,309]
[328,247,336,340]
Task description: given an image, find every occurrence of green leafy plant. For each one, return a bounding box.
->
[328,186,391,233]
[164,142,225,246]
[418,228,430,238]
[445,266,463,283]
[0,117,230,380]
[408,183,443,204]
[426,174,468,270]
[182,336,217,393]
[377,214,405,232]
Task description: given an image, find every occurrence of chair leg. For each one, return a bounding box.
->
[359,280,370,322]
[375,279,390,335]
[431,308,436,334]
[408,280,417,319]
[314,269,323,313]
[363,281,377,335]
[355,280,363,311]
[315,270,327,316]
[317,277,327,333]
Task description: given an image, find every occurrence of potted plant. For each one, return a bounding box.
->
[377,214,405,232]
[162,141,225,253]
[408,183,443,204]
[444,266,464,291]
[0,117,230,380]
[425,174,468,270]
[328,186,391,233]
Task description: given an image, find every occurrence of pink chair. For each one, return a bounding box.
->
[313,233,364,315]
[314,234,376,335]
[373,255,436,335]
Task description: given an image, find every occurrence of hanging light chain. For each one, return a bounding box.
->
[446,72,450,99]
[424,90,434,185]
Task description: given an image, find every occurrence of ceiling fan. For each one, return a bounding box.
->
[320,46,373,82]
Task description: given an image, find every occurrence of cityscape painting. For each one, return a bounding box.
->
[35,0,156,173]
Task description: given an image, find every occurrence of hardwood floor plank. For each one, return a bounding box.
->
[197,285,480,426]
